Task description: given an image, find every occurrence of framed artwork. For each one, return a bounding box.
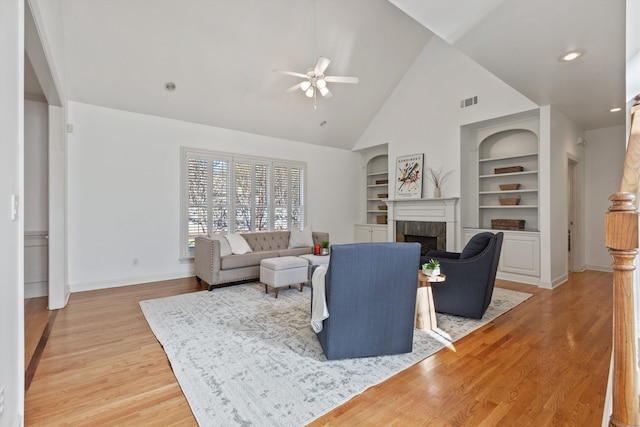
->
[395,153,424,199]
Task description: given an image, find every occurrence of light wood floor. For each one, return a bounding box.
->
[24,271,613,426]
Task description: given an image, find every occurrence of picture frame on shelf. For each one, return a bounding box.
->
[395,153,424,199]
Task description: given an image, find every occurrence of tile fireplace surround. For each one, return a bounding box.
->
[385,198,458,252]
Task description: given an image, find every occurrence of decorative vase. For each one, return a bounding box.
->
[321,247,330,256]
[434,187,442,198]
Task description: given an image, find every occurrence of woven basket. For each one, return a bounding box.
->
[375,179,389,185]
[499,183,520,191]
[376,215,387,224]
[491,219,525,230]
[377,193,388,199]
[494,166,524,174]
[499,196,521,205]
[378,205,388,210]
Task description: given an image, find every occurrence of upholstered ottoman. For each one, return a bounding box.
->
[260,256,309,298]
[299,254,330,279]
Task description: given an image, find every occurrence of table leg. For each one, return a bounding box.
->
[415,286,437,330]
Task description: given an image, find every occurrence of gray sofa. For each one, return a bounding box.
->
[195,230,329,290]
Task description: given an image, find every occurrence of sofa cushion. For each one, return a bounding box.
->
[221,250,280,270]
[278,247,312,257]
[460,232,493,260]
[288,225,314,249]
[243,232,290,252]
[205,234,232,256]
[225,233,253,255]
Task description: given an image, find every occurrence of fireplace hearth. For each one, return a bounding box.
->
[396,221,446,256]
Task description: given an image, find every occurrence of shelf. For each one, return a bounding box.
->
[367,184,389,188]
[479,205,538,209]
[367,198,388,201]
[367,171,388,177]
[487,228,539,233]
[479,189,538,195]
[367,210,388,214]
[479,152,537,162]
[479,170,538,179]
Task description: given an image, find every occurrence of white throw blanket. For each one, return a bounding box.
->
[310,266,329,332]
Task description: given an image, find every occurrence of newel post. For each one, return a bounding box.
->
[606,192,640,427]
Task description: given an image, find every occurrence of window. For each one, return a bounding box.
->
[181,148,306,258]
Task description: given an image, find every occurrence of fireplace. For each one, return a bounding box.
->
[385,198,458,252]
[396,221,446,256]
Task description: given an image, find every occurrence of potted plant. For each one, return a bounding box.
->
[320,240,330,256]
[422,259,440,277]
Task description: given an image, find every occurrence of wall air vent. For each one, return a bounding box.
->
[460,96,478,109]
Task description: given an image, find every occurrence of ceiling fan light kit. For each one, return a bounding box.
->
[276,56,359,103]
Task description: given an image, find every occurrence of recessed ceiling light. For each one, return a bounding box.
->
[610,107,622,112]
[560,51,583,62]
[165,82,176,91]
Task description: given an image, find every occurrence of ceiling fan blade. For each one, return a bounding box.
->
[274,69,308,79]
[314,57,331,75]
[325,75,359,84]
[285,82,303,93]
[319,86,332,98]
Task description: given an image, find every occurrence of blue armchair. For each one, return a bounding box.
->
[314,242,421,360]
[421,232,504,319]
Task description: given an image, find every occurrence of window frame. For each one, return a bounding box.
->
[180,147,307,260]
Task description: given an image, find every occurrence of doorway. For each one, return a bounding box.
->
[567,155,581,272]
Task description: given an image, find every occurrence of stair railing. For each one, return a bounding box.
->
[606,97,640,427]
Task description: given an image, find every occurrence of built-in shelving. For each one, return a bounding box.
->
[460,111,541,282]
[476,127,539,232]
[365,155,389,226]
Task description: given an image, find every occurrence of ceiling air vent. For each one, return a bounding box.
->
[460,96,478,109]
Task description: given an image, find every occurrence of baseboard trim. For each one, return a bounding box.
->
[70,271,194,293]
[25,281,48,299]
[586,264,613,272]
[496,271,541,287]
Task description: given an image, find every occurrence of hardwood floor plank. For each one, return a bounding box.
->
[24,272,613,426]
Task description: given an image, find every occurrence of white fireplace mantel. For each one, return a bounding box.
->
[385,198,459,251]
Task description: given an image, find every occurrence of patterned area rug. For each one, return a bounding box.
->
[140,283,531,426]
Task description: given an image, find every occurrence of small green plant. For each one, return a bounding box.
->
[422,259,440,270]
[320,240,330,249]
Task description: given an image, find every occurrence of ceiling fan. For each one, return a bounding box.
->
[275,57,359,99]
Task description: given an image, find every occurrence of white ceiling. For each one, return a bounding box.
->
[392,0,626,131]
[31,0,626,150]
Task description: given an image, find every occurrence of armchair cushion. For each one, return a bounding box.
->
[460,232,493,259]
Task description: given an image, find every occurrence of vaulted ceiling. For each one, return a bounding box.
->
[30,0,626,150]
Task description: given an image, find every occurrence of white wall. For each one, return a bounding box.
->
[585,125,626,270]
[24,100,48,231]
[0,1,25,425]
[548,107,585,286]
[355,35,537,247]
[24,99,49,298]
[355,36,537,201]
[67,102,360,291]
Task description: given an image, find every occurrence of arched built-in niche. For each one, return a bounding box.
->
[478,128,539,231]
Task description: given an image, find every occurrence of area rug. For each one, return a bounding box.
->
[140,283,531,426]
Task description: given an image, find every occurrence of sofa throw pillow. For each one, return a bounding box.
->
[208,234,232,256]
[288,225,314,249]
[460,232,493,260]
[224,233,253,255]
